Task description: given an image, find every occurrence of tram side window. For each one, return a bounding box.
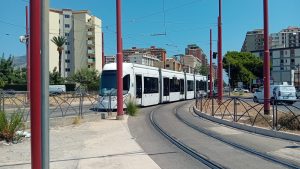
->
[170,78,175,92]
[196,80,200,91]
[163,78,170,96]
[123,75,130,93]
[187,80,194,91]
[200,80,207,91]
[170,78,180,92]
[180,79,184,94]
[144,77,158,93]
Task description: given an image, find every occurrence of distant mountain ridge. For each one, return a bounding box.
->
[12,55,27,69]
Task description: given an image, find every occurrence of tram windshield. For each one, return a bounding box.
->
[100,70,130,96]
[100,70,117,96]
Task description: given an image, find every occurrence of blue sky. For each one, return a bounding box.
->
[0,0,299,64]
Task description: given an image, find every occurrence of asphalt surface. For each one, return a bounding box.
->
[129,101,300,169]
[128,105,209,169]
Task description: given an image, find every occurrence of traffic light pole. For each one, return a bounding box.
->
[116,0,124,119]
[263,0,270,115]
[210,29,213,98]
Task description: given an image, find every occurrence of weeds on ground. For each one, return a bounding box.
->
[0,111,24,142]
[278,114,300,130]
[72,116,81,125]
[126,99,139,116]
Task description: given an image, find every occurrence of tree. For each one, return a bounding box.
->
[223,51,263,88]
[195,64,209,75]
[69,68,100,91]
[49,67,65,84]
[51,36,66,76]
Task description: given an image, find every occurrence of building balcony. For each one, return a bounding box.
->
[88,58,95,63]
[87,31,94,36]
[87,40,95,46]
[88,49,95,55]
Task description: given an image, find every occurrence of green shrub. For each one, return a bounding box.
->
[278,114,300,130]
[126,99,139,116]
[0,111,24,142]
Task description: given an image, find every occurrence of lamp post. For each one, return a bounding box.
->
[116,0,124,119]
[217,0,223,102]
[263,0,270,115]
[210,29,213,98]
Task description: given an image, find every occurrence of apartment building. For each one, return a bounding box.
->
[128,53,161,67]
[49,9,102,77]
[271,27,300,49]
[165,58,182,71]
[123,46,166,62]
[252,47,300,85]
[241,29,265,52]
[105,55,116,64]
[185,44,207,65]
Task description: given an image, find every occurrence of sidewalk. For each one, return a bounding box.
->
[0,115,161,169]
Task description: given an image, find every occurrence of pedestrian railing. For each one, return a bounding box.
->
[195,95,300,132]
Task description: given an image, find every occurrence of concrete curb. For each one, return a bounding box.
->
[193,106,300,142]
[23,113,102,129]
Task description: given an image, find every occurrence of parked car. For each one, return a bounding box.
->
[233,88,249,93]
[253,85,297,104]
[49,85,66,95]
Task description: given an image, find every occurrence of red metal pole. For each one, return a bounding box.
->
[116,0,124,118]
[26,6,30,102]
[210,29,213,98]
[263,0,270,114]
[30,0,42,168]
[102,32,105,69]
[217,0,223,101]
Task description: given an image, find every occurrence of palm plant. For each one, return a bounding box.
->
[51,36,67,76]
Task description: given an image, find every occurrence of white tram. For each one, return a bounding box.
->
[97,63,207,110]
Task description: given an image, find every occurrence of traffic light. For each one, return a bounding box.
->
[213,52,218,59]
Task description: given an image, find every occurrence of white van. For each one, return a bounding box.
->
[49,85,66,95]
[253,85,297,104]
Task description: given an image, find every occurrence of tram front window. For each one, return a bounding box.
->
[100,70,130,96]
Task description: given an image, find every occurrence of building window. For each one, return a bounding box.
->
[65,59,70,63]
[88,65,91,68]
[166,64,170,68]
[65,42,70,45]
[65,24,70,28]
[65,33,70,37]
[280,59,283,63]
[65,50,70,54]
[64,14,70,18]
[291,59,295,63]
[65,68,70,72]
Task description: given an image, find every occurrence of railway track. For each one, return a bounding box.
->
[150,101,300,169]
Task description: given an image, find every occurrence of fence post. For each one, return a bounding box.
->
[234,97,237,122]
[272,99,275,130]
[200,95,203,112]
[275,98,278,130]
[212,97,214,116]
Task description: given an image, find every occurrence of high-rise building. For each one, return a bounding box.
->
[185,44,207,65]
[123,46,166,62]
[270,27,300,49]
[241,29,265,52]
[49,9,102,77]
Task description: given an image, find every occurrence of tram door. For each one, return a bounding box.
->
[163,77,170,102]
[135,75,142,105]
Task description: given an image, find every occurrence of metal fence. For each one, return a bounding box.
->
[0,90,100,121]
[195,95,300,132]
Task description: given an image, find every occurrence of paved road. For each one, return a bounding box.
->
[128,105,208,169]
[130,101,300,169]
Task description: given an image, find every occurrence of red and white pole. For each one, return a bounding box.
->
[210,29,213,98]
[116,0,124,119]
[30,0,42,168]
[102,32,105,69]
[26,6,30,101]
[263,0,270,114]
[217,0,223,101]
